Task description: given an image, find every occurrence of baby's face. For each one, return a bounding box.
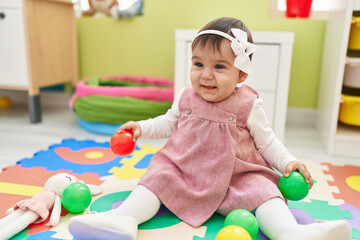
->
[190,40,244,103]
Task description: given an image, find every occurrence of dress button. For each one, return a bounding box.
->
[228,116,233,121]
[186,110,191,114]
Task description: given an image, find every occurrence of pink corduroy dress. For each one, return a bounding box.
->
[139,85,284,227]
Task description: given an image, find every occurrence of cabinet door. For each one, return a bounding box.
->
[0,8,28,88]
[257,91,276,127]
[246,44,280,91]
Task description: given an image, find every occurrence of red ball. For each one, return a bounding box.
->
[110,130,136,156]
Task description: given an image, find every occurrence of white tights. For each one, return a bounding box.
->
[115,189,297,239]
[122,187,296,238]
[255,197,297,239]
[122,188,350,240]
[118,187,297,239]
[114,185,161,224]
[69,187,350,240]
[255,197,351,240]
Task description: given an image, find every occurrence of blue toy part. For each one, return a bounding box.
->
[78,118,122,136]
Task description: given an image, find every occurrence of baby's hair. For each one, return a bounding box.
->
[192,17,254,60]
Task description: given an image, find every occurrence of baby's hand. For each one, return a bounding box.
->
[117,121,141,141]
[284,161,314,189]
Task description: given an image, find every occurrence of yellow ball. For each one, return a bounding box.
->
[0,96,11,109]
[216,225,252,240]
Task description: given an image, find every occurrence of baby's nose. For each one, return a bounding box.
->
[201,68,214,80]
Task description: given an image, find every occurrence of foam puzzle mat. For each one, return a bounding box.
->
[0,138,359,240]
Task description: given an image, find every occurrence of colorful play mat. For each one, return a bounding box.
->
[0,139,359,239]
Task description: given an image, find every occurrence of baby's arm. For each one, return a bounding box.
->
[247,98,313,187]
[120,88,183,140]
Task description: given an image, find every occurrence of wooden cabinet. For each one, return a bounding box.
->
[174,30,294,141]
[0,0,78,123]
[316,0,360,158]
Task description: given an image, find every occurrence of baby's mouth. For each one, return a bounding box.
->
[201,85,217,90]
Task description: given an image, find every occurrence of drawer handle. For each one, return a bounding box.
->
[0,13,5,19]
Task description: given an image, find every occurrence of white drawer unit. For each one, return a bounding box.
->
[0,6,29,88]
[0,0,22,8]
[0,0,78,123]
[174,30,294,141]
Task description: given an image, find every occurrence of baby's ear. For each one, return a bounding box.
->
[238,71,248,83]
[86,184,103,196]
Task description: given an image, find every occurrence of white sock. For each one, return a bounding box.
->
[277,220,351,240]
[68,185,161,240]
[255,197,297,239]
[255,197,351,240]
[114,185,161,224]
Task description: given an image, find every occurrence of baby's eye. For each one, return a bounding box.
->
[194,62,203,67]
[215,64,224,69]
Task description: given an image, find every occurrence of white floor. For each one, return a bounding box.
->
[0,91,359,171]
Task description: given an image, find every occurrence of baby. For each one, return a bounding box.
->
[68,17,351,240]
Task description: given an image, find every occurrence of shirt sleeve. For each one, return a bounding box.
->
[137,88,184,139]
[247,98,297,174]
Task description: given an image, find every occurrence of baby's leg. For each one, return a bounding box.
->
[255,197,351,240]
[0,210,38,239]
[114,185,162,223]
[255,197,297,239]
[68,185,161,240]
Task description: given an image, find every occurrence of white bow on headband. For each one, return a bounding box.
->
[193,28,257,74]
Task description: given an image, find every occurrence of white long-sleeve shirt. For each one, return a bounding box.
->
[138,88,297,174]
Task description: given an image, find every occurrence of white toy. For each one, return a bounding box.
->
[0,173,102,240]
[82,0,118,17]
[110,0,143,19]
[82,0,143,19]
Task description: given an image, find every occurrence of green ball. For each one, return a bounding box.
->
[224,209,259,239]
[61,182,92,213]
[279,171,310,201]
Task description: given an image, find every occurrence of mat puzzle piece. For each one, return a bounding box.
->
[0,165,102,219]
[322,163,360,208]
[17,139,137,177]
[301,160,344,205]
[1,138,359,240]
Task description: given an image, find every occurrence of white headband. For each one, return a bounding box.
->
[193,28,257,74]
